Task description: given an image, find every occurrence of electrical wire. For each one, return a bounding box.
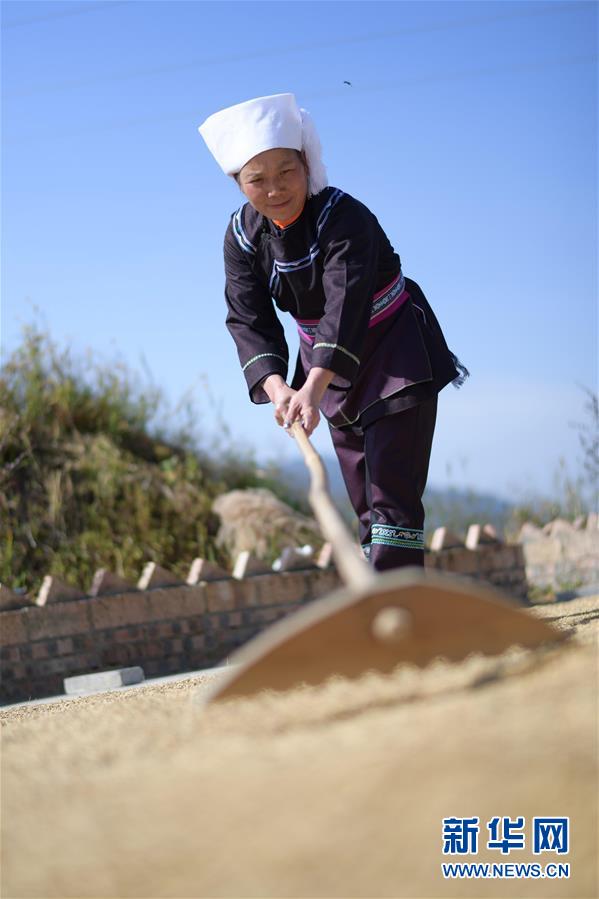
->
[4,1,584,99]
[4,51,595,146]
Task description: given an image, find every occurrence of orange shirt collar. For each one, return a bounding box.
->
[273,203,305,230]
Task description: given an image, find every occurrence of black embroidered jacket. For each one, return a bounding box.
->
[223,186,462,429]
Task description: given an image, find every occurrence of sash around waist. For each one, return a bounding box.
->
[294,271,407,344]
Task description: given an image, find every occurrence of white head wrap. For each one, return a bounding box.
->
[198,93,328,196]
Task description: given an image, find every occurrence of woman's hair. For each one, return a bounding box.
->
[234,149,307,185]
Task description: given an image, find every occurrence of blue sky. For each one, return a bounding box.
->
[2,0,597,501]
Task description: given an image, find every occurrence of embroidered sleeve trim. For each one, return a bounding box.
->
[316,188,344,235]
[313,342,360,366]
[232,207,256,256]
[242,352,287,373]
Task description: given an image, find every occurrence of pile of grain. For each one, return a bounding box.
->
[2,596,597,898]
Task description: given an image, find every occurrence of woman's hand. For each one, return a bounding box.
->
[261,375,297,428]
[284,367,335,438]
[284,385,321,437]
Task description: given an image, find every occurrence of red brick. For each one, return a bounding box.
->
[0,644,21,663]
[101,644,131,667]
[31,642,50,660]
[56,637,75,655]
[5,676,44,702]
[2,661,28,680]
[0,611,28,645]
[162,656,185,674]
[189,617,206,635]
[144,585,207,620]
[477,545,521,574]
[186,650,209,669]
[141,640,164,659]
[153,621,177,639]
[228,626,258,645]
[37,655,87,677]
[25,601,93,640]
[144,660,161,677]
[247,572,306,607]
[424,552,441,570]
[256,606,289,624]
[309,569,340,597]
[438,548,479,576]
[89,592,151,629]
[204,579,239,611]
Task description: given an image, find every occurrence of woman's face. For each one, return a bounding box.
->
[238,148,308,221]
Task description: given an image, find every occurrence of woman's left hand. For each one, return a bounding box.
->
[283,367,335,438]
[284,386,321,437]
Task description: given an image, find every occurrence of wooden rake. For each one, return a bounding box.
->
[205,423,564,702]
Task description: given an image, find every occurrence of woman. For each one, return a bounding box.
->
[199,93,468,571]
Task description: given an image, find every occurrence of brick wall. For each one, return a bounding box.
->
[0,527,529,705]
[0,570,339,705]
[0,569,339,703]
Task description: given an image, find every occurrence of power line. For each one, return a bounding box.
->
[2,0,131,30]
[4,52,595,146]
[4,1,585,99]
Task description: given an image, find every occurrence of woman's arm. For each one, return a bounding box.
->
[311,198,380,388]
[224,223,289,404]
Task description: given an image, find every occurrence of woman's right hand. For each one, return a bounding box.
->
[261,374,297,428]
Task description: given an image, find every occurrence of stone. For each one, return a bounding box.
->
[64,666,145,695]
[429,527,464,552]
[0,584,30,611]
[186,558,231,585]
[137,562,184,590]
[517,522,544,543]
[465,523,500,550]
[36,576,86,607]
[542,518,574,537]
[232,551,272,579]
[273,546,317,572]
[89,569,136,597]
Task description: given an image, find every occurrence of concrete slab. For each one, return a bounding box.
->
[64,666,145,695]
[2,665,235,710]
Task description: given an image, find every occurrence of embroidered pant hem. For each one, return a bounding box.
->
[329,397,437,572]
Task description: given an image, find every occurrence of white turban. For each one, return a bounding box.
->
[198,93,328,196]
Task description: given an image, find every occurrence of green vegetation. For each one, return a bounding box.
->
[2,325,595,594]
[0,325,308,594]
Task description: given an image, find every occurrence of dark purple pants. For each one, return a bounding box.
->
[329,397,438,571]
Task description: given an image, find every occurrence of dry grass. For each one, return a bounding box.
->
[213,487,321,558]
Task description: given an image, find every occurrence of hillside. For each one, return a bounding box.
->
[0,327,312,594]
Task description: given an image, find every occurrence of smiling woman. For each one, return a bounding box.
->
[236,149,308,226]
[198,92,468,572]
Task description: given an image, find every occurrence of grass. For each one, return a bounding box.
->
[0,325,311,594]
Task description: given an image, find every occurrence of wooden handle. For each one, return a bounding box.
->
[291,423,374,589]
